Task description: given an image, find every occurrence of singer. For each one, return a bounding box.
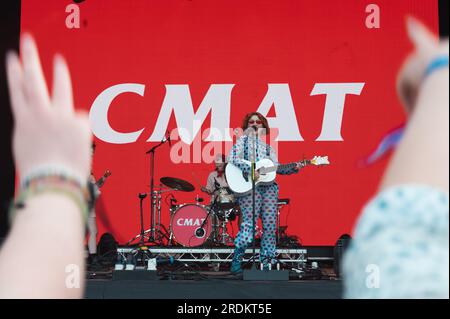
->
[228,112,302,274]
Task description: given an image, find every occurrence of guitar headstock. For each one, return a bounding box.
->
[309,156,330,166]
[104,170,112,177]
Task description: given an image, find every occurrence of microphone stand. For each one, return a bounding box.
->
[243,127,289,281]
[196,181,220,245]
[138,193,147,247]
[125,193,150,246]
[250,130,257,269]
[145,133,170,244]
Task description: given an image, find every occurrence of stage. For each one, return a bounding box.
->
[83,244,341,299]
[85,278,343,299]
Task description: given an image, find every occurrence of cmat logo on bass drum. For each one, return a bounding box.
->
[176,218,206,227]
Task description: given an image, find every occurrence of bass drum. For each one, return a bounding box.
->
[170,204,215,247]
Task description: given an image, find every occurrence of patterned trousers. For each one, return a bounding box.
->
[233,184,279,264]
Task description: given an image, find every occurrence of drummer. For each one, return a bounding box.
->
[201,153,229,202]
[201,154,242,226]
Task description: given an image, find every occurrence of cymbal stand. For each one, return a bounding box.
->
[276,201,289,244]
[126,193,150,246]
[219,210,234,245]
[153,186,172,245]
[145,134,170,244]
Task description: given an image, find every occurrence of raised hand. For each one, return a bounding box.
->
[397,16,449,112]
[6,33,92,185]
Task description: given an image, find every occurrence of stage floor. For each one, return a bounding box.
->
[85,245,340,299]
[84,277,343,299]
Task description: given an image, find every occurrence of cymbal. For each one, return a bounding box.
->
[160,177,195,192]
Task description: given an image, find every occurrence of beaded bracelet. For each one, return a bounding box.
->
[10,174,90,225]
[20,164,86,190]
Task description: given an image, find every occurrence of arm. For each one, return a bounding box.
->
[380,17,449,192]
[342,18,449,299]
[269,146,300,175]
[0,34,91,298]
[202,173,215,194]
[227,136,251,174]
[0,194,85,298]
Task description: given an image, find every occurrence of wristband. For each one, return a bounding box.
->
[423,55,449,80]
[10,174,89,225]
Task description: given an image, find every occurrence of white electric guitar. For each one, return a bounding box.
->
[225,156,329,195]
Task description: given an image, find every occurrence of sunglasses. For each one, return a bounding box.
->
[248,120,262,125]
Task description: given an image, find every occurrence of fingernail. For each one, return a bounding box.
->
[5,50,19,69]
[22,32,31,44]
[22,32,38,53]
[406,15,418,31]
[21,33,32,52]
[6,51,15,64]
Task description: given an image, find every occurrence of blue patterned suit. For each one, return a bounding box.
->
[228,135,299,269]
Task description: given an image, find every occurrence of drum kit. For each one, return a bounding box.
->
[127,132,244,248]
[128,176,241,248]
[128,131,290,248]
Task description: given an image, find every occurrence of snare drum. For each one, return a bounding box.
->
[216,188,236,210]
[170,204,216,247]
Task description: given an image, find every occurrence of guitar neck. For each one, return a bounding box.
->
[96,175,109,188]
[277,160,309,172]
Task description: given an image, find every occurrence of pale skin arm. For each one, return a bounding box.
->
[201,173,215,195]
[201,187,213,195]
[0,195,85,298]
[0,34,91,298]
[380,17,449,192]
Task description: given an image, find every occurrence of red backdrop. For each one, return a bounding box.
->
[21,0,439,245]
